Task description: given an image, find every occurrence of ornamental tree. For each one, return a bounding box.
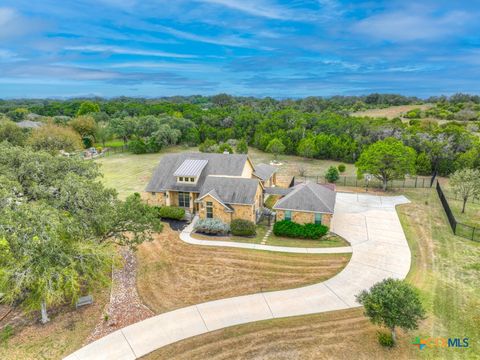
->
[356,278,425,344]
[356,138,416,191]
[450,168,480,213]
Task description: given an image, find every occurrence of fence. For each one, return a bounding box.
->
[295,175,435,189]
[436,182,479,242]
[104,145,129,156]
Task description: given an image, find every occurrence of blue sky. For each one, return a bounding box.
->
[1,0,480,98]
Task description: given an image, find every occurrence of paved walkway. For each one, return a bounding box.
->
[66,193,410,360]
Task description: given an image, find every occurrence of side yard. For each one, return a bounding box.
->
[142,188,480,360]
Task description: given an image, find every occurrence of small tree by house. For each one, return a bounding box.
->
[218,143,233,154]
[266,138,285,160]
[356,278,425,344]
[236,139,248,154]
[356,138,416,191]
[325,166,340,183]
[450,168,480,213]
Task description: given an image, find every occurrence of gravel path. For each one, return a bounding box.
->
[86,248,153,344]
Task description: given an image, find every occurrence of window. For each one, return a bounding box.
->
[315,213,322,225]
[178,192,190,208]
[179,177,184,182]
[285,210,292,221]
[206,201,213,218]
[190,177,195,182]
[151,192,156,196]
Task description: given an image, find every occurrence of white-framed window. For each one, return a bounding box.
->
[315,213,322,224]
[206,201,213,218]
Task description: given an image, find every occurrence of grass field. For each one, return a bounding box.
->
[136,225,350,314]
[142,189,480,359]
[97,147,356,199]
[352,104,433,119]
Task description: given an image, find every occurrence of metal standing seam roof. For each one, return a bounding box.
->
[273,181,336,213]
[173,159,208,177]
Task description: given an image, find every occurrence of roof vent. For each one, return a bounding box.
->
[223,151,230,154]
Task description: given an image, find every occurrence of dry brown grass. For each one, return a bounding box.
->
[142,308,416,360]
[352,104,433,119]
[136,225,350,314]
[0,288,109,360]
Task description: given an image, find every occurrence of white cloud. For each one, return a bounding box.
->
[353,8,471,42]
[197,0,291,20]
[64,45,196,58]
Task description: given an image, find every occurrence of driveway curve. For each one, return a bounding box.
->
[66,192,410,360]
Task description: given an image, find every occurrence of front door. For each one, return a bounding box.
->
[178,192,190,208]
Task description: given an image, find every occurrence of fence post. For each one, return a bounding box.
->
[403,179,406,188]
[344,176,346,186]
[355,178,357,187]
[472,227,476,241]
[415,177,418,188]
[422,178,425,187]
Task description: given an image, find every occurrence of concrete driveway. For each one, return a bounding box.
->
[66,192,411,360]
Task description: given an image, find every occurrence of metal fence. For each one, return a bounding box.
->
[295,175,435,189]
[436,182,479,242]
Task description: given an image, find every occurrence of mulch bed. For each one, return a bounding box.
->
[85,248,153,344]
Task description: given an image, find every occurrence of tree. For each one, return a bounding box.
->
[27,123,83,153]
[95,123,112,147]
[325,166,339,183]
[415,152,432,176]
[356,279,425,344]
[69,115,97,138]
[236,139,248,154]
[450,168,480,213]
[199,139,218,153]
[0,144,162,322]
[217,143,233,154]
[266,138,286,160]
[152,124,181,149]
[109,117,137,144]
[0,120,28,145]
[356,138,416,191]
[297,137,317,158]
[77,101,100,116]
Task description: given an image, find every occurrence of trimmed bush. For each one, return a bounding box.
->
[377,332,395,348]
[158,206,185,220]
[338,164,346,173]
[231,219,256,236]
[273,220,328,239]
[194,218,230,235]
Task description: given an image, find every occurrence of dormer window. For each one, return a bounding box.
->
[173,159,208,185]
[177,176,196,183]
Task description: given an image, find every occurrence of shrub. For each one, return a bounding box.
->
[325,166,340,183]
[128,138,147,154]
[338,164,346,173]
[273,220,328,239]
[377,332,395,348]
[158,206,185,220]
[194,218,230,235]
[231,219,256,236]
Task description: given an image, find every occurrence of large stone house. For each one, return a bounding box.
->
[144,153,277,223]
[144,152,336,227]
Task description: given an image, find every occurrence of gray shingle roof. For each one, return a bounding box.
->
[173,159,208,177]
[253,163,277,181]
[199,176,259,205]
[273,181,336,213]
[145,152,249,193]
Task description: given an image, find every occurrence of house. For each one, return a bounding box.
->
[144,153,274,223]
[253,163,277,187]
[273,181,336,227]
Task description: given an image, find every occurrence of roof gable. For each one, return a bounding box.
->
[145,152,249,193]
[199,176,259,205]
[253,163,277,181]
[273,182,336,213]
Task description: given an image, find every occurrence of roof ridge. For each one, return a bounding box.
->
[305,182,333,212]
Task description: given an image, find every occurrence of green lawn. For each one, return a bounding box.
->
[398,189,480,358]
[192,224,349,248]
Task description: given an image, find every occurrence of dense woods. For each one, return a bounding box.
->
[1,93,479,177]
